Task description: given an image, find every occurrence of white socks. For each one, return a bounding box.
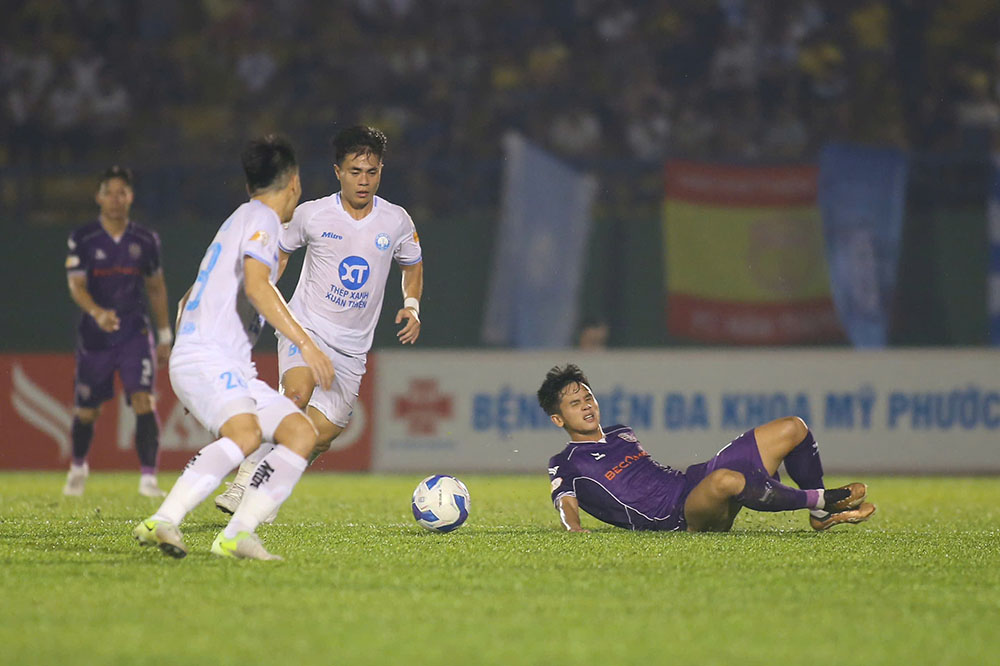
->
[233,442,275,486]
[224,445,306,538]
[150,438,307,538]
[152,437,245,525]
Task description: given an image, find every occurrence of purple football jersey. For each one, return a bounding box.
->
[66,220,161,350]
[548,425,689,531]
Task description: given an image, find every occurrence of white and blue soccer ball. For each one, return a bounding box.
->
[411,474,470,533]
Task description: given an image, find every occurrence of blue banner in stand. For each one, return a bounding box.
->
[990,155,1000,345]
[481,132,597,348]
[818,143,909,348]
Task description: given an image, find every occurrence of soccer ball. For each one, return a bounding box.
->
[411,474,470,533]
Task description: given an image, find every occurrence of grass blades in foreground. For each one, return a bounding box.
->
[1,473,998,665]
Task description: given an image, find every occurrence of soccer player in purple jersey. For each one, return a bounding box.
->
[63,166,172,498]
[539,364,876,533]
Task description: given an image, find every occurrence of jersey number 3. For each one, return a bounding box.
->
[186,242,223,312]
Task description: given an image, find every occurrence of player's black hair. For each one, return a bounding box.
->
[99,165,133,188]
[241,134,298,195]
[332,125,387,165]
[537,364,591,416]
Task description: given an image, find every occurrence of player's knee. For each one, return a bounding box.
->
[281,370,316,410]
[277,414,318,457]
[287,392,310,411]
[229,425,263,454]
[778,416,809,444]
[707,469,745,498]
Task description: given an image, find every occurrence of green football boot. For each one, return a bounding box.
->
[211,530,283,561]
[132,518,187,559]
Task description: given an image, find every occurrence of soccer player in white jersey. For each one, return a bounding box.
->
[215,125,422,517]
[132,135,335,560]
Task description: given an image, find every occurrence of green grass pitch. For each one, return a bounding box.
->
[1,472,998,665]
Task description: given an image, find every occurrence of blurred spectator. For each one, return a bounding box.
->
[710,25,758,93]
[236,47,278,95]
[1,0,997,214]
[549,105,603,157]
[578,318,609,350]
[762,105,810,159]
[956,69,1000,152]
[89,69,131,149]
[46,65,87,160]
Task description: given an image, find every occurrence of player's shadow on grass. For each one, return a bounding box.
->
[407,525,558,537]
[178,522,225,535]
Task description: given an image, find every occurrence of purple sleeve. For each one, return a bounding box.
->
[65,230,87,274]
[144,231,162,276]
[548,454,578,507]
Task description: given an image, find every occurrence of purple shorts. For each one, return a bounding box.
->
[74,331,155,408]
[677,429,779,526]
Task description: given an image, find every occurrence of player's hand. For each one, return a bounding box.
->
[395,307,420,345]
[300,341,335,391]
[567,527,591,533]
[93,308,120,332]
[155,342,171,368]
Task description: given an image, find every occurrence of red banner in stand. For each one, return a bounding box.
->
[0,353,373,471]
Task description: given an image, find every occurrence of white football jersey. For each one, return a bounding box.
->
[280,193,422,355]
[174,199,281,362]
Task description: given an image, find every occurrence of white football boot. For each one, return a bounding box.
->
[138,474,166,498]
[62,462,89,496]
[215,460,278,523]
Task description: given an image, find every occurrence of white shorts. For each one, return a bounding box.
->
[169,345,301,439]
[276,331,366,428]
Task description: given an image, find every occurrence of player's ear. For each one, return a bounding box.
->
[333,164,341,181]
[550,413,564,428]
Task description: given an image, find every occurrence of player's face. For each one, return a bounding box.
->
[334,151,382,213]
[95,178,134,222]
[552,382,601,439]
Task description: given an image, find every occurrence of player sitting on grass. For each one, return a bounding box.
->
[538,364,876,533]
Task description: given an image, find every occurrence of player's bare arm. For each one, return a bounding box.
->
[67,272,119,332]
[144,270,172,366]
[175,287,192,330]
[395,260,423,345]
[557,495,590,533]
[243,256,335,390]
[276,249,291,282]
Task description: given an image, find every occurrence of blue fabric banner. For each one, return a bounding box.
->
[818,143,909,348]
[990,155,1000,345]
[481,132,596,348]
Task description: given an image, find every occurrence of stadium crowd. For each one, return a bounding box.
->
[2,0,998,214]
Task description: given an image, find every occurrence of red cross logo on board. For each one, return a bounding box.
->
[393,378,453,435]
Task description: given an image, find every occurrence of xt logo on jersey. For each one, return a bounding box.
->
[339,256,371,290]
[590,452,606,460]
[249,461,276,488]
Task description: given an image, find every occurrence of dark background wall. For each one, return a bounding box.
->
[1,0,997,351]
